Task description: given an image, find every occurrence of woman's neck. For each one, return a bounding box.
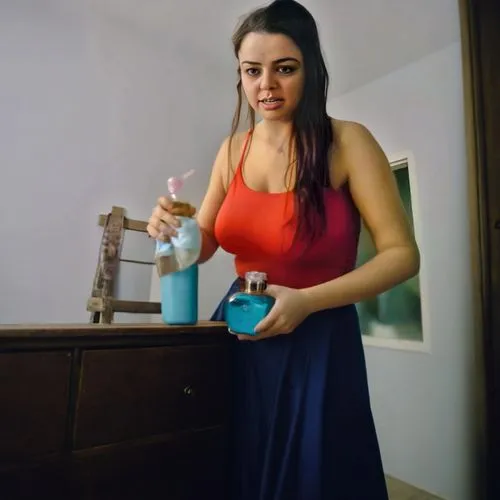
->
[255,119,294,152]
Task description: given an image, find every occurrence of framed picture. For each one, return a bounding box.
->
[356,151,430,352]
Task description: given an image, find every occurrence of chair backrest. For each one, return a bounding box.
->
[87,205,161,324]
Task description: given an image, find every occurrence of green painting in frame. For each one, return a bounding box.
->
[355,154,426,350]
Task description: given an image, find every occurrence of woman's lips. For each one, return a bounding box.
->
[258,98,284,110]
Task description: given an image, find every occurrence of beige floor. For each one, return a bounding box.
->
[386,476,443,500]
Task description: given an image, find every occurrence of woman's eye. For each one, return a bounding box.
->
[278,66,296,74]
[246,68,260,76]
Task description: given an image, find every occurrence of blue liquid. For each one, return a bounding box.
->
[225,292,275,336]
[160,264,198,325]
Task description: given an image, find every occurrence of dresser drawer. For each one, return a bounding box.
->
[0,351,71,464]
[71,427,229,500]
[74,344,230,449]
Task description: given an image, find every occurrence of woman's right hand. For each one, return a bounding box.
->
[147,196,181,241]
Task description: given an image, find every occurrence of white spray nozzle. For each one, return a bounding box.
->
[167,169,195,200]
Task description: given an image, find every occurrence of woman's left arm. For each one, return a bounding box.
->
[301,121,420,313]
[252,122,420,339]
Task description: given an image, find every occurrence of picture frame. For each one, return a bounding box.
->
[356,151,431,352]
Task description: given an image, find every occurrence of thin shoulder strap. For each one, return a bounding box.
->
[236,129,253,172]
[224,129,253,192]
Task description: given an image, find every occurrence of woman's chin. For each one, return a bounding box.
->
[256,109,293,122]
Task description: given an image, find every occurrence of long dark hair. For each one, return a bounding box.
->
[230,0,333,241]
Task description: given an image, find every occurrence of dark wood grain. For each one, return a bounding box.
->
[462,0,500,498]
[0,322,229,351]
[74,345,230,449]
[0,351,71,465]
[87,297,162,315]
[0,321,227,337]
[0,457,72,500]
[0,325,231,500]
[98,213,148,233]
[71,427,228,500]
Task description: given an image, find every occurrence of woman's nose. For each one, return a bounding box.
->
[260,70,277,90]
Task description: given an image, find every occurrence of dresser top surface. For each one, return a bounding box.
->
[0,321,228,339]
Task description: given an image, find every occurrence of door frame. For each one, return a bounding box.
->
[459,0,499,498]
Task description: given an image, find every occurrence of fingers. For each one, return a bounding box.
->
[263,284,280,298]
[153,204,180,227]
[254,306,280,334]
[157,196,172,211]
[148,216,178,240]
[147,197,182,240]
[157,197,195,217]
[147,221,172,241]
[239,323,282,341]
[237,334,252,341]
[254,310,295,338]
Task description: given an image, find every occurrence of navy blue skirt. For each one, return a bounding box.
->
[211,279,388,500]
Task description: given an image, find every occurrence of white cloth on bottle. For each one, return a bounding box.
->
[155,217,201,275]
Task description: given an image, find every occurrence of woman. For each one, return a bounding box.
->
[148,0,419,498]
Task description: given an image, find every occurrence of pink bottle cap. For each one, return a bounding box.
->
[167,169,195,199]
[167,176,184,195]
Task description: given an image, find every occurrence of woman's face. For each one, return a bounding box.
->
[238,32,304,121]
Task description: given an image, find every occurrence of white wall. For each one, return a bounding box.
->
[328,43,475,500]
[0,1,235,324]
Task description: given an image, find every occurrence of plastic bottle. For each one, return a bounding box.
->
[160,263,198,325]
[156,170,199,325]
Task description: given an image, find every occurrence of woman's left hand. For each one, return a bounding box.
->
[238,285,312,341]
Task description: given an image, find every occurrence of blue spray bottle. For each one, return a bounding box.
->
[155,170,200,325]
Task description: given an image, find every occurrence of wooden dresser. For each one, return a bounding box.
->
[0,322,232,500]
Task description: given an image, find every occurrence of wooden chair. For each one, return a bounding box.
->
[87,206,161,323]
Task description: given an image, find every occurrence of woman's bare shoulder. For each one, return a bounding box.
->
[329,118,383,187]
[213,131,248,169]
[229,131,249,165]
[331,118,373,146]
[214,130,249,190]
[331,119,381,162]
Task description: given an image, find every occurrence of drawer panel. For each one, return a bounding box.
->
[71,427,229,500]
[0,351,72,463]
[0,427,229,500]
[0,458,71,500]
[74,344,230,449]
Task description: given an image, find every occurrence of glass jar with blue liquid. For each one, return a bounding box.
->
[225,271,275,336]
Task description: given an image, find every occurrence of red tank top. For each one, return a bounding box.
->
[214,131,360,289]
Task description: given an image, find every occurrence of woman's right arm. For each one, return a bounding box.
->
[196,136,231,263]
[147,136,233,263]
